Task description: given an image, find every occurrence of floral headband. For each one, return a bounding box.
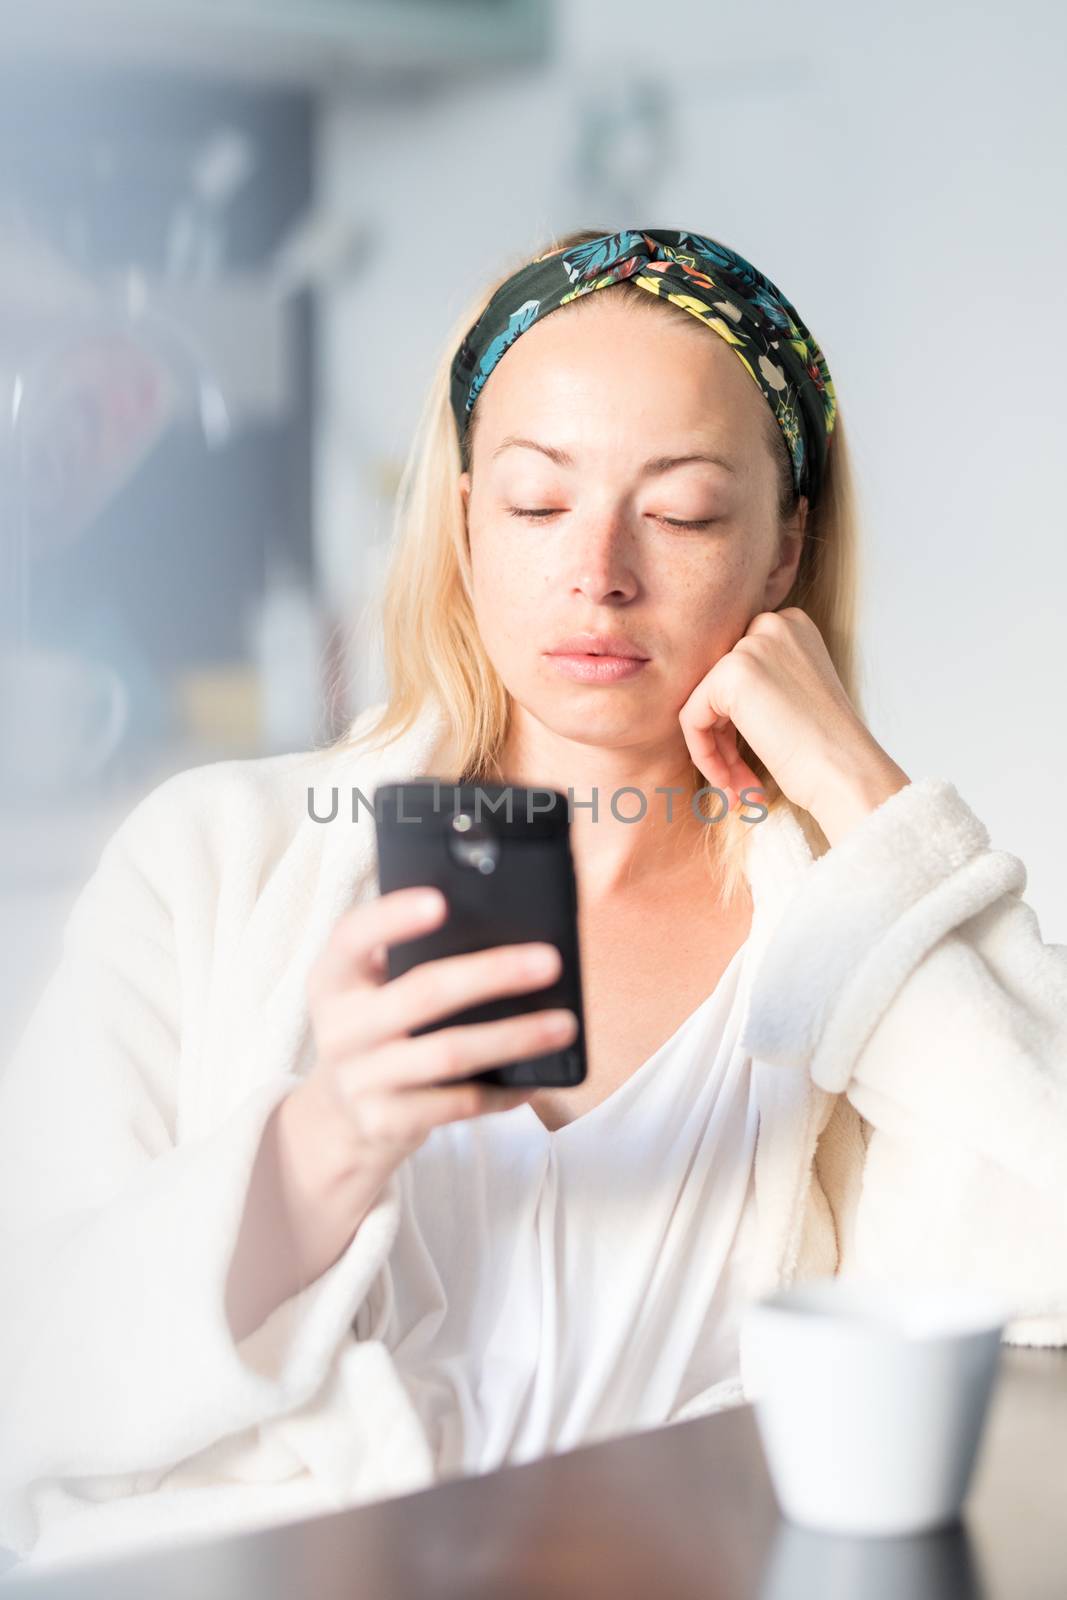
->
[449,227,837,510]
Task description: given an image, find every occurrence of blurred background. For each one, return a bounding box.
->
[1,0,1064,1057]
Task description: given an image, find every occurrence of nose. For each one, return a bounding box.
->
[561,511,639,604]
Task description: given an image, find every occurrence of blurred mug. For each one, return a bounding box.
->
[0,646,129,805]
[741,1275,1009,1537]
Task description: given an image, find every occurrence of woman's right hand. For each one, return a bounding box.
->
[228,886,577,1340]
[297,884,578,1191]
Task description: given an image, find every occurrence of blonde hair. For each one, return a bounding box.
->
[329,224,867,905]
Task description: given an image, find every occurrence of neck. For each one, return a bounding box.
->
[487,709,715,899]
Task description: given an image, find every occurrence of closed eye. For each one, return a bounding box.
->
[506,508,717,529]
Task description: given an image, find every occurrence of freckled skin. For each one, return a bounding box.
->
[457,294,807,761]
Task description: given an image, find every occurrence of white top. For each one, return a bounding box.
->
[367,939,762,1478]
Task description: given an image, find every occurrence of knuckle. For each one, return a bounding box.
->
[430,1032,463,1077]
[313,997,353,1061]
[482,945,516,979]
[354,1099,391,1144]
[331,1069,358,1114]
[418,963,459,1016]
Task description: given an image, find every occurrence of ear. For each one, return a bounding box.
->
[456,470,472,560]
[458,470,472,538]
[762,494,808,610]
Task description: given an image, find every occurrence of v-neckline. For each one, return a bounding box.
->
[519,938,750,1142]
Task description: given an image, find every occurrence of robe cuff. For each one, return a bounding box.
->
[739,777,1027,1094]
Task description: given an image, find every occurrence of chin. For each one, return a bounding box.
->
[521,681,674,747]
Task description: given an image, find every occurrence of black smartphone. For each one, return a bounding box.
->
[373,780,587,1090]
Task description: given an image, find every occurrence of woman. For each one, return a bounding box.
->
[2,226,1066,1575]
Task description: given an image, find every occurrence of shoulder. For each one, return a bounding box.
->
[85,697,445,933]
[105,746,330,868]
[95,706,393,916]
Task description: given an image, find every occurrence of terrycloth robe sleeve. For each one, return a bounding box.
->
[742,777,1067,1346]
[0,775,404,1556]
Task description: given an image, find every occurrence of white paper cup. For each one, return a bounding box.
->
[741,1275,1009,1537]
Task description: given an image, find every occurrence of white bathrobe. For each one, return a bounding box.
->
[2,695,1066,1575]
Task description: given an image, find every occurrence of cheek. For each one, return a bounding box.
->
[665,549,760,664]
[468,530,540,654]
[667,543,749,617]
[470,527,547,607]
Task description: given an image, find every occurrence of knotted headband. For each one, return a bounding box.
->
[449,227,837,510]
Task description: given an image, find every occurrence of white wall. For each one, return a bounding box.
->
[315,0,1067,939]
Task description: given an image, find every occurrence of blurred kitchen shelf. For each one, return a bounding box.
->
[0,0,552,92]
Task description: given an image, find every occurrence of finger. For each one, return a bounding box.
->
[688,720,760,814]
[680,673,732,738]
[357,940,564,1051]
[321,938,563,1057]
[722,733,762,790]
[685,713,733,788]
[313,886,448,997]
[680,696,734,789]
[343,1005,579,1095]
[711,730,761,811]
[342,1081,541,1153]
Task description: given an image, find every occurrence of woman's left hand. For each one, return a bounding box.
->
[677,606,911,845]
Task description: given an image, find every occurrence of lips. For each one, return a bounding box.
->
[546,633,649,660]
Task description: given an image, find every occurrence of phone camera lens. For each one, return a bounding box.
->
[447,811,500,875]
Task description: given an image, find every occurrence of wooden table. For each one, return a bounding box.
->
[6,1347,1066,1599]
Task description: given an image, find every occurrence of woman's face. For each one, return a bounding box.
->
[458,294,807,751]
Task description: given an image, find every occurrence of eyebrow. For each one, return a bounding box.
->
[489,435,738,476]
